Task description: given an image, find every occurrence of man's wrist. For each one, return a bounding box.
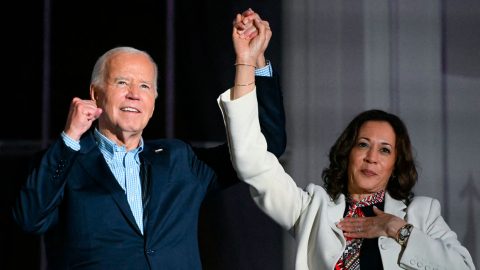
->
[255,60,272,77]
[61,131,81,151]
[64,129,82,142]
[256,54,266,69]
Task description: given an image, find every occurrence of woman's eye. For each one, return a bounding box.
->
[358,142,368,148]
[380,148,391,154]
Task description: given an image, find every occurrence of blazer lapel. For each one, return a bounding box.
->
[77,132,142,236]
[384,191,407,220]
[140,142,170,235]
[328,193,347,240]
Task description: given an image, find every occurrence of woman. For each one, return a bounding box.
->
[220,12,476,270]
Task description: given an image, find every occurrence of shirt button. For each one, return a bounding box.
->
[410,259,416,265]
[417,261,424,267]
[425,266,431,270]
[380,244,387,250]
[146,250,154,255]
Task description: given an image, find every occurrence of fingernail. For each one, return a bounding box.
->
[243,18,249,24]
[340,218,344,221]
[238,30,245,34]
[240,34,245,38]
[256,19,261,23]
[373,206,377,208]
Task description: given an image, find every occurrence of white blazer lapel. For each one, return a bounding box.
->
[328,194,347,236]
[384,191,407,220]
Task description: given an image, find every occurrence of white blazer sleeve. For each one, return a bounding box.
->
[218,88,312,231]
[400,198,475,270]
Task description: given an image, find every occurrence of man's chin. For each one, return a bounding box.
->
[118,124,147,135]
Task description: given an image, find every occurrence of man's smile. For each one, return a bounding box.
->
[120,107,140,113]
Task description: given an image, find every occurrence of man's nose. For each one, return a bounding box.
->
[126,85,141,100]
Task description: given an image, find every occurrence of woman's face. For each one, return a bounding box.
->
[347,121,396,199]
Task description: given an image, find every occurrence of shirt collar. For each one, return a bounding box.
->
[347,189,386,208]
[93,128,144,156]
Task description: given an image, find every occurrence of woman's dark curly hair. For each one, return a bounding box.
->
[322,110,418,205]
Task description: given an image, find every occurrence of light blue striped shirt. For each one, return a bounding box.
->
[60,62,273,235]
[255,60,273,77]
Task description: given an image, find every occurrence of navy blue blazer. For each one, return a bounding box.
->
[13,74,286,270]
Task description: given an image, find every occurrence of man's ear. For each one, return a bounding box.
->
[90,83,98,102]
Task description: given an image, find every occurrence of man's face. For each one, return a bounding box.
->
[93,52,156,136]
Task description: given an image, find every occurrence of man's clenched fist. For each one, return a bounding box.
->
[64,98,102,141]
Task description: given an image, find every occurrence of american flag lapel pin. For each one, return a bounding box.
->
[155,148,163,153]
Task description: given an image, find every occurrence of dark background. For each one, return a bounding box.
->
[1,1,283,269]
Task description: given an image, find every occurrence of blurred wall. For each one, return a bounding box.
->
[282,0,479,268]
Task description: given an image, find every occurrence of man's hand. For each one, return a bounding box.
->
[233,9,272,68]
[335,206,407,239]
[64,98,102,141]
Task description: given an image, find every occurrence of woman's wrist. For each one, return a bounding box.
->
[232,57,257,100]
[388,219,407,239]
[236,56,257,66]
[395,223,414,246]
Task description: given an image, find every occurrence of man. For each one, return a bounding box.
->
[13,11,284,270]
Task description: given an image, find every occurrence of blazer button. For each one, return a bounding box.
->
[146,250,154,255]
[53,174,59,179]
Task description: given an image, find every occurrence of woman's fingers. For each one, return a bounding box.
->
[233,14,244,30]
[335,216,386,238]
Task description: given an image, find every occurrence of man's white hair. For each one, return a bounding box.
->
[91,46,158,95]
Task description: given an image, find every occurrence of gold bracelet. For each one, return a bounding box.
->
[235,81,255,86]
[234,63,257,69]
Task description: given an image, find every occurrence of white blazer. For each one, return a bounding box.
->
[218,88,475,270]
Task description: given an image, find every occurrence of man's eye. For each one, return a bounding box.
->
[118,81,127,85]
[141,84,149,89]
